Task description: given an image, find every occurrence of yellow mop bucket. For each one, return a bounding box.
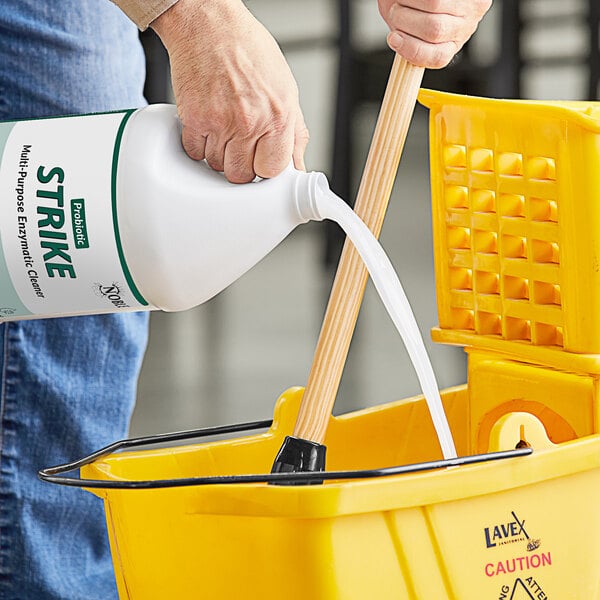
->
[39,89,600,599]
[39,383,600,599]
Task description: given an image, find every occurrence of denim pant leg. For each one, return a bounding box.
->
[0,2,149,598]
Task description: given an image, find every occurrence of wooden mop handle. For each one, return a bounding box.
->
[293,56,425,444]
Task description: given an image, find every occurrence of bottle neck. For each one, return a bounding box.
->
[293,170,330,223]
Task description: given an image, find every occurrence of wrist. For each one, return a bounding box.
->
[151,0,246,45]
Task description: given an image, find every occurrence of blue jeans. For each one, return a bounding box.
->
[0,2,148,598]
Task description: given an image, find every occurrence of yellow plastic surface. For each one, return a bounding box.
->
[466,348,600,453]
[419,89,600,355]
[83,386,600,599]
[488,412,555,452]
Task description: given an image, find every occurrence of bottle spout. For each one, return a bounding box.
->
[293,171,331,222]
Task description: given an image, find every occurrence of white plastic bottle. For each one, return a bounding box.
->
[0,104,324,319]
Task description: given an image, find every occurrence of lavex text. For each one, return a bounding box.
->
[36,165,76,279]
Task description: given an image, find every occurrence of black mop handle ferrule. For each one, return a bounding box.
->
[270,436,327,485]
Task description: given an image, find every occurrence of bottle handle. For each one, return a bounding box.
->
[292,56,425,444]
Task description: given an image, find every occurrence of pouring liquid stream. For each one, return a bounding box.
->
[308,187,457,460]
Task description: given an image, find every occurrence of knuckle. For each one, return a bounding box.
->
[232,98,292,141]
[402,41,450,69]
[255,156,287,180]
[402,41,427,67]
[476,0,492,15]
[257,161,283,179]
[430,46,454,69]
[428,0,445,13]
[430,55,451,69]
[233,106,260,137]
[255,166,278,180]
[427,18,448,44]
[384,2,398,23]
[268,107,292,135]
[189,104,223,131]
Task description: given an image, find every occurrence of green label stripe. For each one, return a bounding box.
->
[111,110,148,306]
[0,121,32,317]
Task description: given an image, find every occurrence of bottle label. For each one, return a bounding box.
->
[0,110,151,319]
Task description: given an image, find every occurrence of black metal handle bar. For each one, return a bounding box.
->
[38,418,533,489]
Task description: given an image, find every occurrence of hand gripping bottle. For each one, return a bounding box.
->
[0,104,326,320]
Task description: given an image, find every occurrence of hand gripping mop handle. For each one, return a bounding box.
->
[271,56,425,476]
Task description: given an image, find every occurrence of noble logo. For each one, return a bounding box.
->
[93,282,130,309]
